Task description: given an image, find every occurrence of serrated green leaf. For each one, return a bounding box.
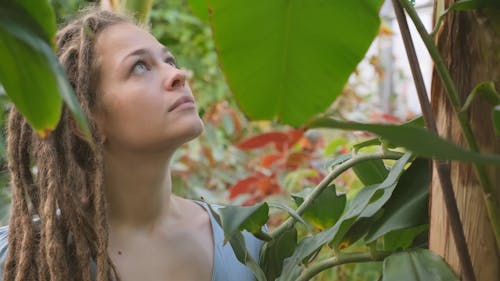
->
[383,249,459,281]
[365,159,429,243]
[260,227,297,281]
[219,202,269,242]
[278,153,412,280]
[292,185,346,230]
[309,117,500,166]
[207,0,384,125]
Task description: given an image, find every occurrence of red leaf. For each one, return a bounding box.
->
[285,151,312,169]
[256,174,281,195]
[260,153,284,168]
[237,132,289,151]
[229,173,282,201]
[228,176,260,199]
[286,128,305,147]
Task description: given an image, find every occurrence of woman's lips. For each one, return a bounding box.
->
[168,96,195,112]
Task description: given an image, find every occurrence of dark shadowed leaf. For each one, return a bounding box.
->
[382,225,428,251]
[207,0,384,125]
[450,0,499,10]
[383,249,459,281]
[260,227,297,281]
[228,229,267,281]
[365,159,429,243]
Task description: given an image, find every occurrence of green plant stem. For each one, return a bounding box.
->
[295,251,391,281]
[399,0,500,255]
[392,2,475,281]
[270,150,404,239]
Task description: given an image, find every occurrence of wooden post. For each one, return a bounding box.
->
[429,2,500,280]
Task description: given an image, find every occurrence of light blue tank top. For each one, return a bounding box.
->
[0,201,263,281]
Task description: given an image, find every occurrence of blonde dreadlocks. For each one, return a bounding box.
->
[2,7,133,281]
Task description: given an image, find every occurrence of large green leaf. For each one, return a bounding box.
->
[207,0,384,126]
[310,117,500,165]
[0,2,90,138]
[16,0,56,43]
[277,153,412,281]
[0,7,61,135]
[365,159,429,243]
[187,0,209,22]
[383,249,459,281]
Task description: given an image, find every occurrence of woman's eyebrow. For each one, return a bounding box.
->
[121,48,150,64]
[121,46,171,64]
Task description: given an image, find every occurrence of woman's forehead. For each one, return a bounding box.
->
[95,23,165,64]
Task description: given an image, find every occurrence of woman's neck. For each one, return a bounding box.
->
[103,148,175,230]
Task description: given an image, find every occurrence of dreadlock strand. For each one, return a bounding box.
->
[4,8,134,281]
[3,109,25,281]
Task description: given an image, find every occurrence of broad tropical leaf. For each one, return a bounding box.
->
[207,0,384,125]
[0,1,90,139]
[309,117,500,165]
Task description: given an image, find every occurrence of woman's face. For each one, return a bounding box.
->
[94,23,204,153]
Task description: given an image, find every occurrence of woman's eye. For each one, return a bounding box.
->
[166,58,178,68]
[132,61,149,74]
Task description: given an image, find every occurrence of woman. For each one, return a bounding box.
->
[0,6,262,281]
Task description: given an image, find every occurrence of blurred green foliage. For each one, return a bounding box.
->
[0,1,423,280]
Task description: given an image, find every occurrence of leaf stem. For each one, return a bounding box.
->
[270,150,404,239]
[392,2,476,281]
[398,0,500,269]
[294,251,391,281]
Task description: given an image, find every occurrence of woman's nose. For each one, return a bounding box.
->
[164,67,187,91]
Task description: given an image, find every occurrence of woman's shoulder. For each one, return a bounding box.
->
[0,225,8,279]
